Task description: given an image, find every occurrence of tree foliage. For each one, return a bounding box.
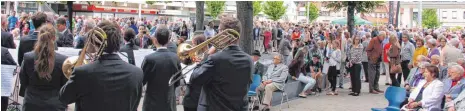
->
[263,1,287,21]
[325,1,384,13]
[145,1,156,5]
[252,1,262,17]
[422,9,441,29]
[325,1,383,37]
[305,3,319,23]
[206,1,226,19]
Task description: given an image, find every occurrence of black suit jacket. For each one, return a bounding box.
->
[141,48,181,111]
[119,44,139,65]
[18,32,38,66]
[191,45,253,111]
[59,54,144,111]
[19,52,68,111]
[166,42,177,53]
[57,29,74,47]
[1,31,16,49]
[1,47,17,65]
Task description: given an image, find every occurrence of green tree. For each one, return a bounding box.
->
[305,3,319,23]
[252,1,262,17]
[206,1,226,19]
[145,1,156,5]
[263,1,287,21]
[325,1,383,37]
[422,9,441,29]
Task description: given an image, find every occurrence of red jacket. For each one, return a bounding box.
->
[383,43,391,63]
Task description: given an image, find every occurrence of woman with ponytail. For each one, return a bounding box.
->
[119,28,138,65]
[19,24,68,111]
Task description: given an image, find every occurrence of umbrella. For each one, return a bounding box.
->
[331,16,372,25]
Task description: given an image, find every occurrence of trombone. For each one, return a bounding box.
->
[168,29,240,86]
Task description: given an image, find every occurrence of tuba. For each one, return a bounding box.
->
[62,27,108,79]
[168,29,240,86]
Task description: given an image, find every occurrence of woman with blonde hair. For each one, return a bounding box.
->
[388,33,402,87]
[19,24,68,111]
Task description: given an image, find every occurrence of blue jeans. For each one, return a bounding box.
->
[296,73,316,93]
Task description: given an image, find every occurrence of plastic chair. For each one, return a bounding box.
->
[371,86,407,111]
[248,74,261,111]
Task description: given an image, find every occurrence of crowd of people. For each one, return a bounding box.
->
[3,9,465,111]
[251,20,465,110]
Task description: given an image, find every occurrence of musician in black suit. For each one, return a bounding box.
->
[183,35,208,111]
[190,17,253,111]
[141,25,181,111]
[59,21,144,111]
[1,15,16,49]
[252,50,265,77]
[56,17,73,47]
[119,28,139,65]
[1,47,16,111]
[19,24,68,111]
[17,12,47,66]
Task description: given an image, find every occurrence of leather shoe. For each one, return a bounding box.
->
[375,90,384,93]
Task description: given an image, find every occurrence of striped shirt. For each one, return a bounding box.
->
[349,44,364,64]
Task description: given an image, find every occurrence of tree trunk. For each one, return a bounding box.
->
[67,1,73,33]
[388,1,394,25]
[236,1,253,54]
[395,1,401,28]
[195,1,205,36]
[347,2,355,38]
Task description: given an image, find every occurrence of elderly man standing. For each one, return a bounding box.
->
[441,38,464,66]
[258,54,289,111]
[74,19,95,49]
[366,31,386,94]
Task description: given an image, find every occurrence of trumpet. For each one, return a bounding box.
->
[168,29,240,86]
[62,27,108,79]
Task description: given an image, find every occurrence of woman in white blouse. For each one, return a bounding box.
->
[402,65,444,110]
[326,40,341,95]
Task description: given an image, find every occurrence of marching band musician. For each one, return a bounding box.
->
[141,25,181,111]
[119,28,139,65]
[183,35,208,111]
[19,24,69,111]
[59,21,144,111]
[189,17,253,111]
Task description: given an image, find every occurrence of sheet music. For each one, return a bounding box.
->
[2,65,17,96]
[133,49,155,67]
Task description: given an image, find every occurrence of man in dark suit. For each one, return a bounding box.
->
[56,17,73,47]
[17,12,47,66]
[141,25,181,111]
[253,24,261,49]
[190,17,253,111]
[1,15,16,49]
[59,21,144,111]
[252,50,265,77]
[279,35,292,65]
[1,47,16,111]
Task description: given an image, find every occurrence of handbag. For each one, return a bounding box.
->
[390,64,402,74]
